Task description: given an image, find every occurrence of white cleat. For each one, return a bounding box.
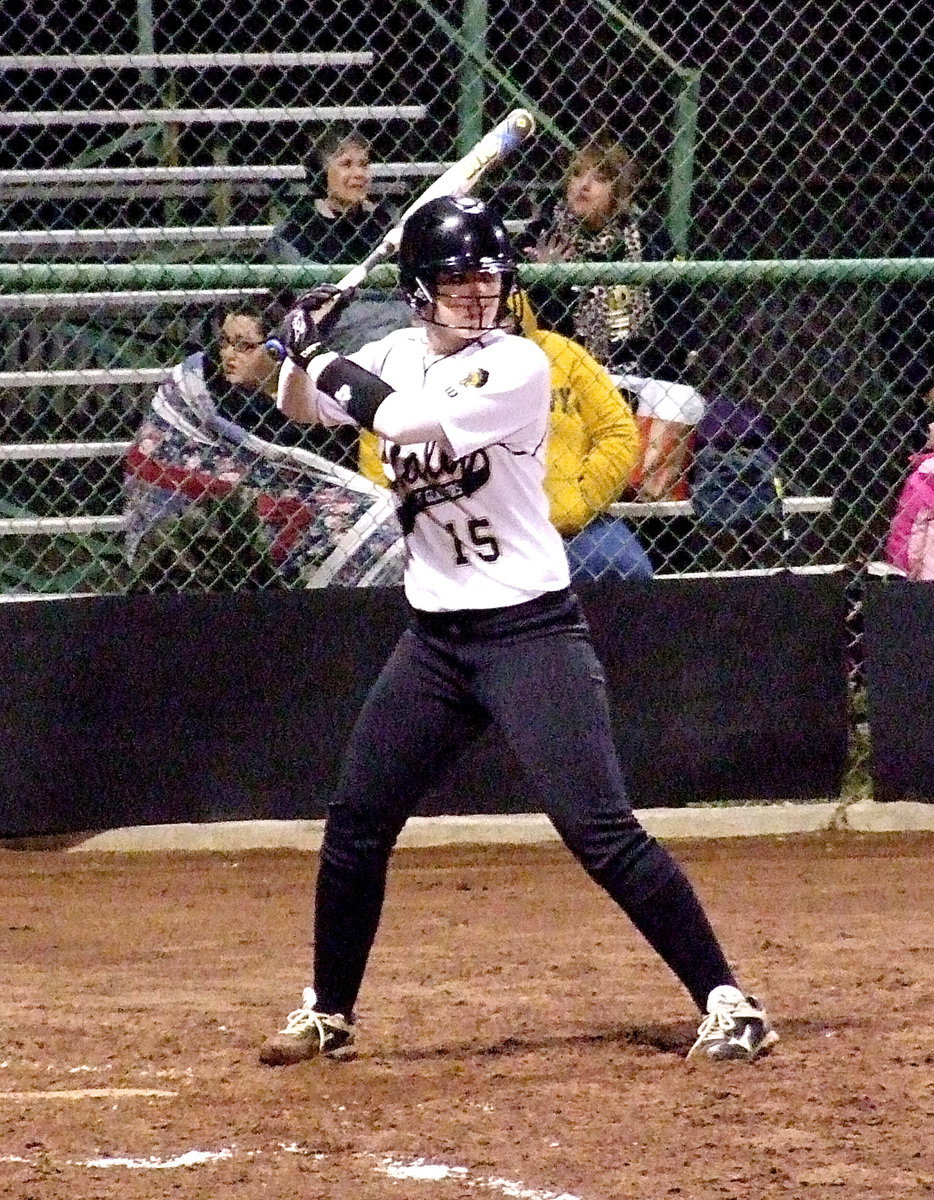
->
[259,987,355,1066]
[687,985,779,1062]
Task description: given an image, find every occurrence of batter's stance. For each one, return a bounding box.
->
[259,196,778,1066]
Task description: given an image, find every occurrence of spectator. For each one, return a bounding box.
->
[358,290,653,581]
[512,291,655,579]
[884,419,934,579]
[210,296,357,467]
[265,123,412,356]
[123,293,403,590]
[520,136,705,503]
[266,124,395,265]
[520,137,696,377]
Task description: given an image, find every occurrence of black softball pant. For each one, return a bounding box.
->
[313,588,736,1016]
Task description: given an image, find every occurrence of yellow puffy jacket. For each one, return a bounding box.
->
[358,303,640,536]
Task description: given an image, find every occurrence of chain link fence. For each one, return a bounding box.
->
[0,0,931,597]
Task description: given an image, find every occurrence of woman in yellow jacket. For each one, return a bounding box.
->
[359,293,653,579]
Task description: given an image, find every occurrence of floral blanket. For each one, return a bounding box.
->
[124,352,404,588]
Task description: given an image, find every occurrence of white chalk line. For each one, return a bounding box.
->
[0,1088,178,1100]
[0,1145,588,1196]
[0,1149,235,1170]
[1,1150,233,1170]
[85,1149,234,1170]
[373,1155,585,1199]
[0,1061,114,1073]
[0,1061,192,1080]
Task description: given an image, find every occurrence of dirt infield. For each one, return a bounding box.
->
[1,831,932,1200]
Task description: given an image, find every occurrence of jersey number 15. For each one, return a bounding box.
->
[443,518,501,565]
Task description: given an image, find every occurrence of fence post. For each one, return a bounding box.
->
[457,0,488,157]
[668,69,701,255]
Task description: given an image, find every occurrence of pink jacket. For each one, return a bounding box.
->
[885,451,934,580]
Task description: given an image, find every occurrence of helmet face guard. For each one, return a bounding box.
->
[398,196,517,330]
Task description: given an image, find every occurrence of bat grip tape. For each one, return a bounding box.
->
[317,356,394,432]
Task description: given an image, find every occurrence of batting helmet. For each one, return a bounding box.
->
[397,196,516,324]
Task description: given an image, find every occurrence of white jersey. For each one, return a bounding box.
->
[316,326,570,612]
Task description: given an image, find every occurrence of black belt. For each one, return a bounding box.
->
[411,587,577,640]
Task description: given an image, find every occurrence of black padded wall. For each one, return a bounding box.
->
[0,575,850,838]
[864,579,934,802]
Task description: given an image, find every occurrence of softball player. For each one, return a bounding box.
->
[259,196,778,1066]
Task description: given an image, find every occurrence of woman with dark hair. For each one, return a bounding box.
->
[123,291,402,590]
[266,124,412,356]
[267,124,395,265]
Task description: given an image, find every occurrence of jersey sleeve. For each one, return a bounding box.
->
[430,337,552,458]
[298,335,400,429]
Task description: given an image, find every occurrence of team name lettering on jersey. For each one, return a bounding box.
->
[388,442,491,534]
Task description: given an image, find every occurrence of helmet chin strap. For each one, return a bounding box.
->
[410,274,511,333]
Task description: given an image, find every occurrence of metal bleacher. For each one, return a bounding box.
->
[0,53,423,131]
[0,52,834,569]
[0,51,433,244]
[0,162,450,204]
[0,49,440,550]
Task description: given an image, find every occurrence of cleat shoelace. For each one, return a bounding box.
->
[278,1007,334,1052]
[695,1006,740,1042]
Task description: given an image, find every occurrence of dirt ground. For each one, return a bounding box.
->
[0,830,932,1200]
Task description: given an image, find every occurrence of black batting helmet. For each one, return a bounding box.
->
[397,196,516,323]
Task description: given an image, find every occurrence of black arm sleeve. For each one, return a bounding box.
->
[317,356,394,432]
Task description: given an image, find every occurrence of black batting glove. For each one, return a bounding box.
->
[266,284,356,371]
[294,283,354,338]
[274,304,325,371]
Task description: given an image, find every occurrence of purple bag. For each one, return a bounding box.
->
[694,394,777,452]
[885,451,934,580]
